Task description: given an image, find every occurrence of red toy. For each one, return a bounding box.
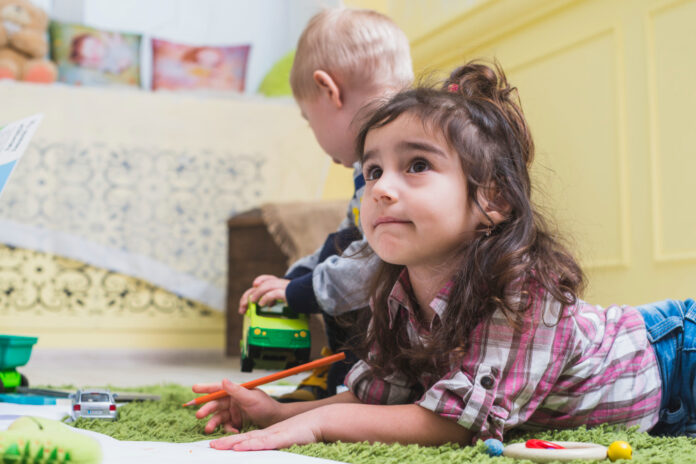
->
[526,439,565,449]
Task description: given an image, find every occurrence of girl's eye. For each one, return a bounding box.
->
[408,159,430,173]
[365,165,382,181]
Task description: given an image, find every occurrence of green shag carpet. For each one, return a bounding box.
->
[61,384,695,463]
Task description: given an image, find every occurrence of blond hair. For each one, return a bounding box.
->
[290,8,413,100]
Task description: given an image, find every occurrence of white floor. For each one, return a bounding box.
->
[21,348,307,389]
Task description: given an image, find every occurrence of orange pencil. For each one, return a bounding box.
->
[182,352,346,407]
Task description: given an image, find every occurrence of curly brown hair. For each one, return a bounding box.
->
[351,61,585,380]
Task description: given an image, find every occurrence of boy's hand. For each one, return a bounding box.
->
[238,275,291,314]
[209,407,324,451]
[193,379,281,434]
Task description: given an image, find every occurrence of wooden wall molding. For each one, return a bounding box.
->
[410,0,584,71]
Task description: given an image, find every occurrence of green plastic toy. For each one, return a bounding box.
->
[0,416,102,464]
[240,301,311,372]
[257,50,294,97]
[0,335,37,392]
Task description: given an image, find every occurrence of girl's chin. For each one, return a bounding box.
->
[373,249,410,266]
[368,235,416,264]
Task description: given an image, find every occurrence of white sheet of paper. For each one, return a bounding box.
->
[0,114,43,199]
[0,403,345,464]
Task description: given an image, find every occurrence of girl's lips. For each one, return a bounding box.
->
[373,217,411,227]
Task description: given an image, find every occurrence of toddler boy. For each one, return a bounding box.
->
[240,7,412,400]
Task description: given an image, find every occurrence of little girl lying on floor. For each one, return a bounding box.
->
[193,60,695,449]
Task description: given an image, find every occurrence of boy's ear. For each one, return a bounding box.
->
[313,70,343,109]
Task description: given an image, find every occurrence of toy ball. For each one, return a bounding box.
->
[607,441,632,461]
[484,438,504,456]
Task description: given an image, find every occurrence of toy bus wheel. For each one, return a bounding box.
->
[0,379,4,393]
[241,356,254,373]
[248,344,262,358]
[20,374,28,387]
[295,348,310,363]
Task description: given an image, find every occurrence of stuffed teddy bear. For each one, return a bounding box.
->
[0,0,56,83]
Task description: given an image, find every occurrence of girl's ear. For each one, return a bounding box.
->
[312,70,343,109]
[477,185,511,227]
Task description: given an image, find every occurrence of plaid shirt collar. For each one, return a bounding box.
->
[386,268,452,330]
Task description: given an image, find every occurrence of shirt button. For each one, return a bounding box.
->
[480,375,495,390]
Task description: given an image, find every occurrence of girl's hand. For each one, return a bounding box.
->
[238,275,290,314]
[193,379,280,434]
[209,408,324,451]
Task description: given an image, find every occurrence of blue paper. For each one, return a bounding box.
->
[0,114,43,199]
[0,160,16,196]
[0,394,57,405]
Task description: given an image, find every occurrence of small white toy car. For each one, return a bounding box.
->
[70,389,117,421]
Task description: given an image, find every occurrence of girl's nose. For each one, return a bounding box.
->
[371,174,398,202]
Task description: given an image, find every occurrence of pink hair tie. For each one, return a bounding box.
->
[448,83,459,92]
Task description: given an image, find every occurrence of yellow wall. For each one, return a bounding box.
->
[322,163,355,200]
[341,0,696,306]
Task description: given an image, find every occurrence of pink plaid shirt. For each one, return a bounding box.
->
[344,270,661,442]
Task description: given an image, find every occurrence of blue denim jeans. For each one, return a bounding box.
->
[636,299,696,436]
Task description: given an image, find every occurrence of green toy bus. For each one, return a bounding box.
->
[240,302,311,372]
